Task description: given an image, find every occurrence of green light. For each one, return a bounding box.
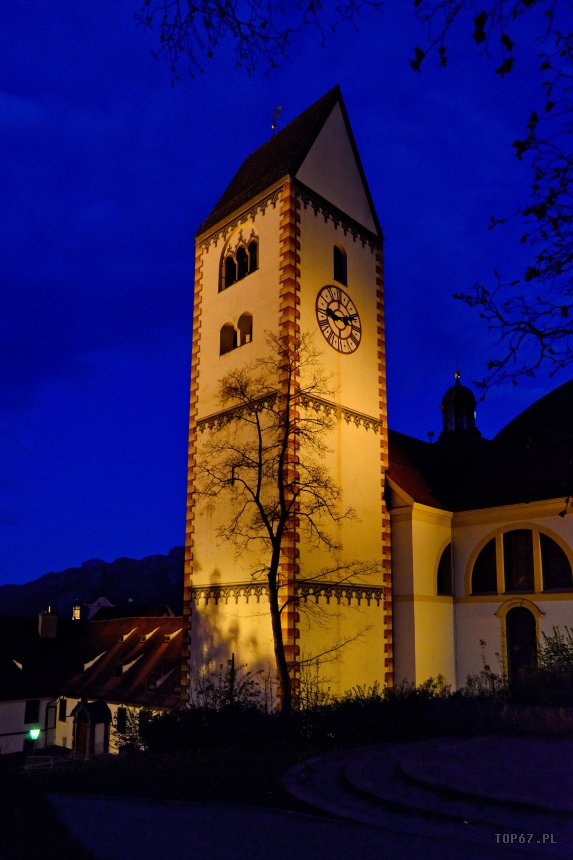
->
[28,728,41,740]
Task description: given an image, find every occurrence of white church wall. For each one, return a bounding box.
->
[296,103,377,233]
[196,196,283,419]
[452,499,573,686]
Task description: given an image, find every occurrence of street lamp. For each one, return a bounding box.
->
[28,727,40,756]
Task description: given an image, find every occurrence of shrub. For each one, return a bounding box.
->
[539,625,573,672]
[462,640,507,701]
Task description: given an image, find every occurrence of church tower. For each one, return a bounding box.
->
[182,88,392,705]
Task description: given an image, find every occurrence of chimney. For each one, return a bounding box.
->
[38,607,58,638]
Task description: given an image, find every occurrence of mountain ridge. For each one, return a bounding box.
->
[0,547,184,618]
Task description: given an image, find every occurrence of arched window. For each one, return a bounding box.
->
[220,323,237,355]
[236,246,249,280]
[504,530,534,591]
[224,256,237,290]
[472,539,497,594]
[506,607,537,684]
[237,313,253,346]
[333,245,347,285]
[248,240,258,272]
[220,237,259,291]
[470,528,572,596]
[437,544,453,596]
[541,534,573,590]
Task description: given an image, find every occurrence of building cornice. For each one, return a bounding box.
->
[196,395,382,433]
[299,395,382,432]
[295,181,381,250]
[198,182,284,249]
[191,579,384,607]
[452,497,570,527]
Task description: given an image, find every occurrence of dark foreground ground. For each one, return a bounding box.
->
[3,736,573,859]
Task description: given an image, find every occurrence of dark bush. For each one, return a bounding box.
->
[141,706,284,753]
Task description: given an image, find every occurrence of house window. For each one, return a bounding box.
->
[471,539,497,594]
[221,238,259,291]
[24,699,40,724]
[116,707,127,734]
[437,544,453,595]
[504,530,534,591]
[541,534,573,590]
[58,698,67,722]
[333,245,347,285]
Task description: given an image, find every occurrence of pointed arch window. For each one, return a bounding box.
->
[333,245,347,285]
[236,246,249,280]
[220,238,259,291]
[248,240,258,272]
[224,256,237,289]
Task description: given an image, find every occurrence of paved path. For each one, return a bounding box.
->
[47,736,573,859]
[284,736,573,857]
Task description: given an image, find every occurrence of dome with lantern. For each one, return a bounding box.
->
[439,371,481,440]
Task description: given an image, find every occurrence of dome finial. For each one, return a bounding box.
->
[439,370,481,441]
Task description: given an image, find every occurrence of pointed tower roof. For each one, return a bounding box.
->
[198,86,381,237]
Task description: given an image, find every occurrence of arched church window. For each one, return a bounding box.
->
[224,256,237,290]
[220,323,237,355]
[236,246,249,280]
[472,539,497,594]
[506,607,537,685]
[541,534,573,590]
[238,313,253,346]
[333,245,347,285]
[504,530,534,592]
[437,544,453,596]
[248,240,258,272]
[220,238,259,292]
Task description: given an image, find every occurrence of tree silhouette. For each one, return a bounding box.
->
[193,333,360,715]
[413,1,572,389]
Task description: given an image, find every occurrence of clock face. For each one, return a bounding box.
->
[315,286,362,354]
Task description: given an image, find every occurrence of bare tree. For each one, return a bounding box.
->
[413,1,573,389]
[135,0,382,79]
[194,333,359,715]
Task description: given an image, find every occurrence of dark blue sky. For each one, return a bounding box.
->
[2,2,570,586]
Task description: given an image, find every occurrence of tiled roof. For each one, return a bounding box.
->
[63,617,183,709]
[0,615,183,709]
[198,86,380,236]
[389,378,573,512]
[388,430,448,509]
